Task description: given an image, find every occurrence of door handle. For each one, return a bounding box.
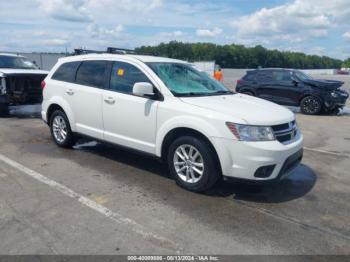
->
[66,89,74,95]
[104,97,116,104]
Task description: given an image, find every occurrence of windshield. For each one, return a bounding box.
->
[147,62,231,97]
[294,71,313,81]
[0,55,38,69]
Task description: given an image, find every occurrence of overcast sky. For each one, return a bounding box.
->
[0,0,349,59]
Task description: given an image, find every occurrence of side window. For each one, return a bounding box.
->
[110,61,151,94]
[52,62,81,83]
[243,72,256,81]
[256,72,272,82]
[76,60,107,88]
[272,71,293,81]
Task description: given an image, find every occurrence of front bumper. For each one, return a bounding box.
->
[324,91,349,109]
[212,133,303,181]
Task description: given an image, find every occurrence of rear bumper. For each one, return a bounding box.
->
[212,133,303,181]
[41,110,48,124]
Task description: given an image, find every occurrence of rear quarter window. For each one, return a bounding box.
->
[52,62,81,83]
[243,72,256,81]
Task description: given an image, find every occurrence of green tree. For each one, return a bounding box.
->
[135,42,342,69]
[342,58,350,68]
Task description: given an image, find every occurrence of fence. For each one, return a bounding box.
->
[1,52,66,70]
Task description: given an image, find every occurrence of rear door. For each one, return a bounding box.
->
[102,61,159,154]
[68,60,108,139]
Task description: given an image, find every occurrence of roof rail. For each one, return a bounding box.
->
[73,47,137,56]
[107,47,136,54]
[74,49,105,55]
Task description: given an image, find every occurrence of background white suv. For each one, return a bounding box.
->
[42,52,303,192]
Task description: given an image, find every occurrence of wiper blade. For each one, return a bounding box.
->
[211,90,233,94]
[173,90,233,97]
[173,92,211,97]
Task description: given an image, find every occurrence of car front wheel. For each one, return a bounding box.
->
[300,96,322,115]
[49,110,76,148]
[167,136,220,192]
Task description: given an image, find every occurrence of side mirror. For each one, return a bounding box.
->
[133,82,155,98]
[292,79,299,86]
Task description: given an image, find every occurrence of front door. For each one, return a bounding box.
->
[102,61,159,154]
[269,71,301,105]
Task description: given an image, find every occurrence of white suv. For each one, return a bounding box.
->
[42,52,303,192]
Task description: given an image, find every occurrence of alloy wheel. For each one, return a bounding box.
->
[52,115,68,143]
[302,97,320,114]
[173,144,205,183]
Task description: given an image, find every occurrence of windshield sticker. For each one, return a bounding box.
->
[117,69,124,76]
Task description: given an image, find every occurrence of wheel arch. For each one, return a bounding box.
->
[299,93,324,105]
[159,127,222,175]
[45,97,76,131]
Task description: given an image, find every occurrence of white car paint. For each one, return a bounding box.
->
[42,54,303,181]
[0,53,48,76]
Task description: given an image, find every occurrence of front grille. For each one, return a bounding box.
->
[6,74,46,104]
[272,121,297,144]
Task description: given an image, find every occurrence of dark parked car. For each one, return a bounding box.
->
[0,53,48,116]
[236,68,349,115]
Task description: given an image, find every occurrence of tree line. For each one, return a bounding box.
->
[342,58,350,68]
[135,41,344,69]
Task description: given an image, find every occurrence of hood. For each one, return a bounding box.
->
[0,68,48,76]
[303,78,344,90]
[180,94,294,126]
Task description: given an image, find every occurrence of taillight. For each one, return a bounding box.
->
[41,80,46,89]
[237,79,243,85]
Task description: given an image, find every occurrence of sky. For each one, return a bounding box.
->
[0,0,349,60]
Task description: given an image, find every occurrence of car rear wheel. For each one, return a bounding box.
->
[300,96,322,115]
[167,136,220,192]
[49,110,76,148]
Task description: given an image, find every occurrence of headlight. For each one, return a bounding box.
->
[331,91,339,98]
[226,122,275,141]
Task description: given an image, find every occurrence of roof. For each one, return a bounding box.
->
[59,53,187,64]
[250,68,295,71]
[0,53,25,58]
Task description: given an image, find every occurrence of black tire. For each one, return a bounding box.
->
[241,91,254,96]
[49,110,76,148]
[167,136,220,192]
[0,103,9,117]
[300,96,322,115]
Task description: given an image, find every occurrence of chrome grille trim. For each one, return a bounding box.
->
[272,121,298,144]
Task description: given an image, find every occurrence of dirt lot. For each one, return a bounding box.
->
[0,75,349,254]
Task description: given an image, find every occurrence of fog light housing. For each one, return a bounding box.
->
[254,165,276,178]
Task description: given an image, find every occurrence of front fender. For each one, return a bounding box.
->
[155,115,223,157]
